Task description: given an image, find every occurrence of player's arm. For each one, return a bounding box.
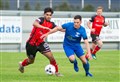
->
[103,22,109,27]
[82,28,92,59]
[87,21,92,30]
[87,16,95,32]
[103,21,109,27]
[33,20,51,30]
[103,16,109,27]
[84,39,92,60]
[48,26,63,34]
[40,26,63,40]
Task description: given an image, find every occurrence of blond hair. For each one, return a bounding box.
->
[97,6,103,10]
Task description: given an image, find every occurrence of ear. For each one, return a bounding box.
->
[80,21,82,24]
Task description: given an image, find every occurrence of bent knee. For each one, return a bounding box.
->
[99,42,103,47]
[82,60,88,64]
[97,41,103,47]
[28,59,35,64]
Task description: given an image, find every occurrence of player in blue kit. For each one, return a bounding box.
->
[41,15,93,77]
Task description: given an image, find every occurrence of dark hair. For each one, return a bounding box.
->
[44,7,54,14]
[74,15,82,21]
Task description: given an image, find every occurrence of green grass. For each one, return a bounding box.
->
[0,50,119,82]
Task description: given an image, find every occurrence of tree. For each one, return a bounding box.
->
[34,3,41,11]
[0,0,3,10]
[5,0,9,10]
[24,2,31,10]
[54,2,71,11]
[82,5,94,11]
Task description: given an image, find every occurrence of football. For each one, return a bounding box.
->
[45,64,56,75]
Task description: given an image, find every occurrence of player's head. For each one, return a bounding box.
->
[96,6,103,16]
[73,15,82,29]
[44,7,54,21]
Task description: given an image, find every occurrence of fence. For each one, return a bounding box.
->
[0,10,120,52]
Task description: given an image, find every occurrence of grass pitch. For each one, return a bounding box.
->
[0,50,119,82]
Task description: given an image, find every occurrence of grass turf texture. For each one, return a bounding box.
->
[0,50,119,82]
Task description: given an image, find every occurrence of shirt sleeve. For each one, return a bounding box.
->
[89,15,96,22]
[35,17,44,24]
[81,28,88,40]
[62,22,70,29]
[51,22,57,29]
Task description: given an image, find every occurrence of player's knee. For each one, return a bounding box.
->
[29,61,34,64]
[69,59,76,63]
[69,60,74,63]
[98,42,103,47]
[82,59,87,64]
[68,55,75,63]
[28,59,35,64]
[97,41,103,47]
[80,57,87,64]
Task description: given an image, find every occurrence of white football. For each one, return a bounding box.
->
[45,64,56,75]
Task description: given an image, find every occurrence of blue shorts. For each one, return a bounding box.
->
[63,44,84,58]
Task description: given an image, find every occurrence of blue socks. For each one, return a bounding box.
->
[70,59,92,76]
[83,61,93,77]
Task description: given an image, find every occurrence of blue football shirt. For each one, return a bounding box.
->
[62,22,87,46]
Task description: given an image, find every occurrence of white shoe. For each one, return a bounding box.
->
[18,62,24,73]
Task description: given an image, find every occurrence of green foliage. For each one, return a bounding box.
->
[0,50,119,82]
[54,2,71,11]
[82,5,94,11]
[24,2,31,10]
[34,3,41,11]
[0,0,3,10]
[4,0,9,10]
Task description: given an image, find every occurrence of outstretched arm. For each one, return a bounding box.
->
[48,26,63,35]
[33,21,51,30]
[40,26,64,40]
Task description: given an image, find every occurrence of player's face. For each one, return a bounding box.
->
[96,9,103,16]
[74,19,81,29]
[44,12,52,21]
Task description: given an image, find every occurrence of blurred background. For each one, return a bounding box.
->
[0,0,120,52]
[0,0,120,11]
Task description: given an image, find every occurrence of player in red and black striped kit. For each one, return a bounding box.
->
[18,7,63,76]
[86,6,109,60]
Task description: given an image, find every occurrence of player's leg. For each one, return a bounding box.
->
[92,39,103,60]
[92,39,103,55]
[43,51,58,72]
[91,34,98,51]
[75,45,92,77]
[43,52,63,76]
[69,55,79,72]
[91,34,102,59]
[91,42,96,51]
[63,45,79,72]
[91,42,97,59]
[19,42,37,73]
[79,55,93,77]
[39,42,63,76]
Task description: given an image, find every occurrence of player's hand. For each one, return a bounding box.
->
[87,52,92,60]
[91,28,95,32]
[40,33,48,41]
[103,22,109,27]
